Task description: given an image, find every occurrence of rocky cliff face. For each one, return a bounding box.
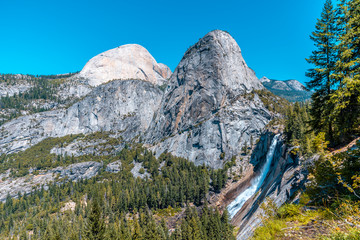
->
[0,30,300,237]
[0,80,163,155]
[146,30,270,168]
[231,133,307,239]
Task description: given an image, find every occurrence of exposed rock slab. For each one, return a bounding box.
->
[228,133,307,239]
[131,161,150,179]
[0,82,32,98]
[146,30,269,168]
[0,161,102,202]
[79,44,171,87]
[0,80,163,155]
[106,160,122,173]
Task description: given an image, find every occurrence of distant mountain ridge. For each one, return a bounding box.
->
[260,77,312,102]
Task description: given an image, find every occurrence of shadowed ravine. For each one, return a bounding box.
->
[227,134,280,218]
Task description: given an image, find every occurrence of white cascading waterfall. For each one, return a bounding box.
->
[227,134,280,218]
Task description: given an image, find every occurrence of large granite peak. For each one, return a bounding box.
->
[78,44,171,87]
[181,30,263,92]
[146,30,270,168]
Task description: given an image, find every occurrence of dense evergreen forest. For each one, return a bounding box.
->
[0,143,234,239]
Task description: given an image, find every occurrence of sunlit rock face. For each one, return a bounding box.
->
[146,30,270,168]
[0,30,271,169]
[0,80,163,155]
[79,44,171,86]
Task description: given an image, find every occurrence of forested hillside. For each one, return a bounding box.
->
[0,144,235,239]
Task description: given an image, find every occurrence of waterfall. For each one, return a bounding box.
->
[227,134,280,218]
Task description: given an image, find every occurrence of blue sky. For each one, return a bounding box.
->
[0,0,327,84]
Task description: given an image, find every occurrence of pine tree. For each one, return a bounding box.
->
[331,0,360,140]
[306,0,339,143]
[132,217,143,240]
[84,198,106,240]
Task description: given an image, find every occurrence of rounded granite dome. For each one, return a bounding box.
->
[79,44,171,87]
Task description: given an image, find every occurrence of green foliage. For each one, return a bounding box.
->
[307,141,360,203]
[175,206,235,240]
[2,134,82,177]
[329,0,360,142]
[0,132,124,177]
[284,102,315,156]
[254,89,290,116]
[84,197,105,240]
[277,204,301,219]
[0,142,233,239]
[306,0,360,144]
[312,132,329,155]
[306,0,339,143]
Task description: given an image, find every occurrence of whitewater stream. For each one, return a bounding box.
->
[227,134,280,218]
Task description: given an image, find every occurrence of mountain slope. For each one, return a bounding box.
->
[146,30,271,168]
[260,77,312,102]
[0,46,170,155]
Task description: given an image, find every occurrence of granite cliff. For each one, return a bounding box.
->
[146,30,271,168]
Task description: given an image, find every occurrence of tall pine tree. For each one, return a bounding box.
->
[306,0,339,143]
[331,0,360,140]
[84,198,106,240]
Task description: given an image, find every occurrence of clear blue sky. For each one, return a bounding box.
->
[0,0,327,84]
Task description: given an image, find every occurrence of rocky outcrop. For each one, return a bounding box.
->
[0,161,103,202]
[0,80,163,155]
[0,82,32,98]
[78,44,171,87]
[105,160,122,173]
[260,77,306,92]
[0,159,156,201]
[131,161,150,179]
[146,30,269,168]
[0,74,34,98]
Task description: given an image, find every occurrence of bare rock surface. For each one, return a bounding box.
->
[105,160,122,173]
[0,80,163,155]
[78,44,171,87]
[131,161,150,179]
[0,30,270,169]
[146,30,269,168]
[0,82,32,98]
[0,161,102,202]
